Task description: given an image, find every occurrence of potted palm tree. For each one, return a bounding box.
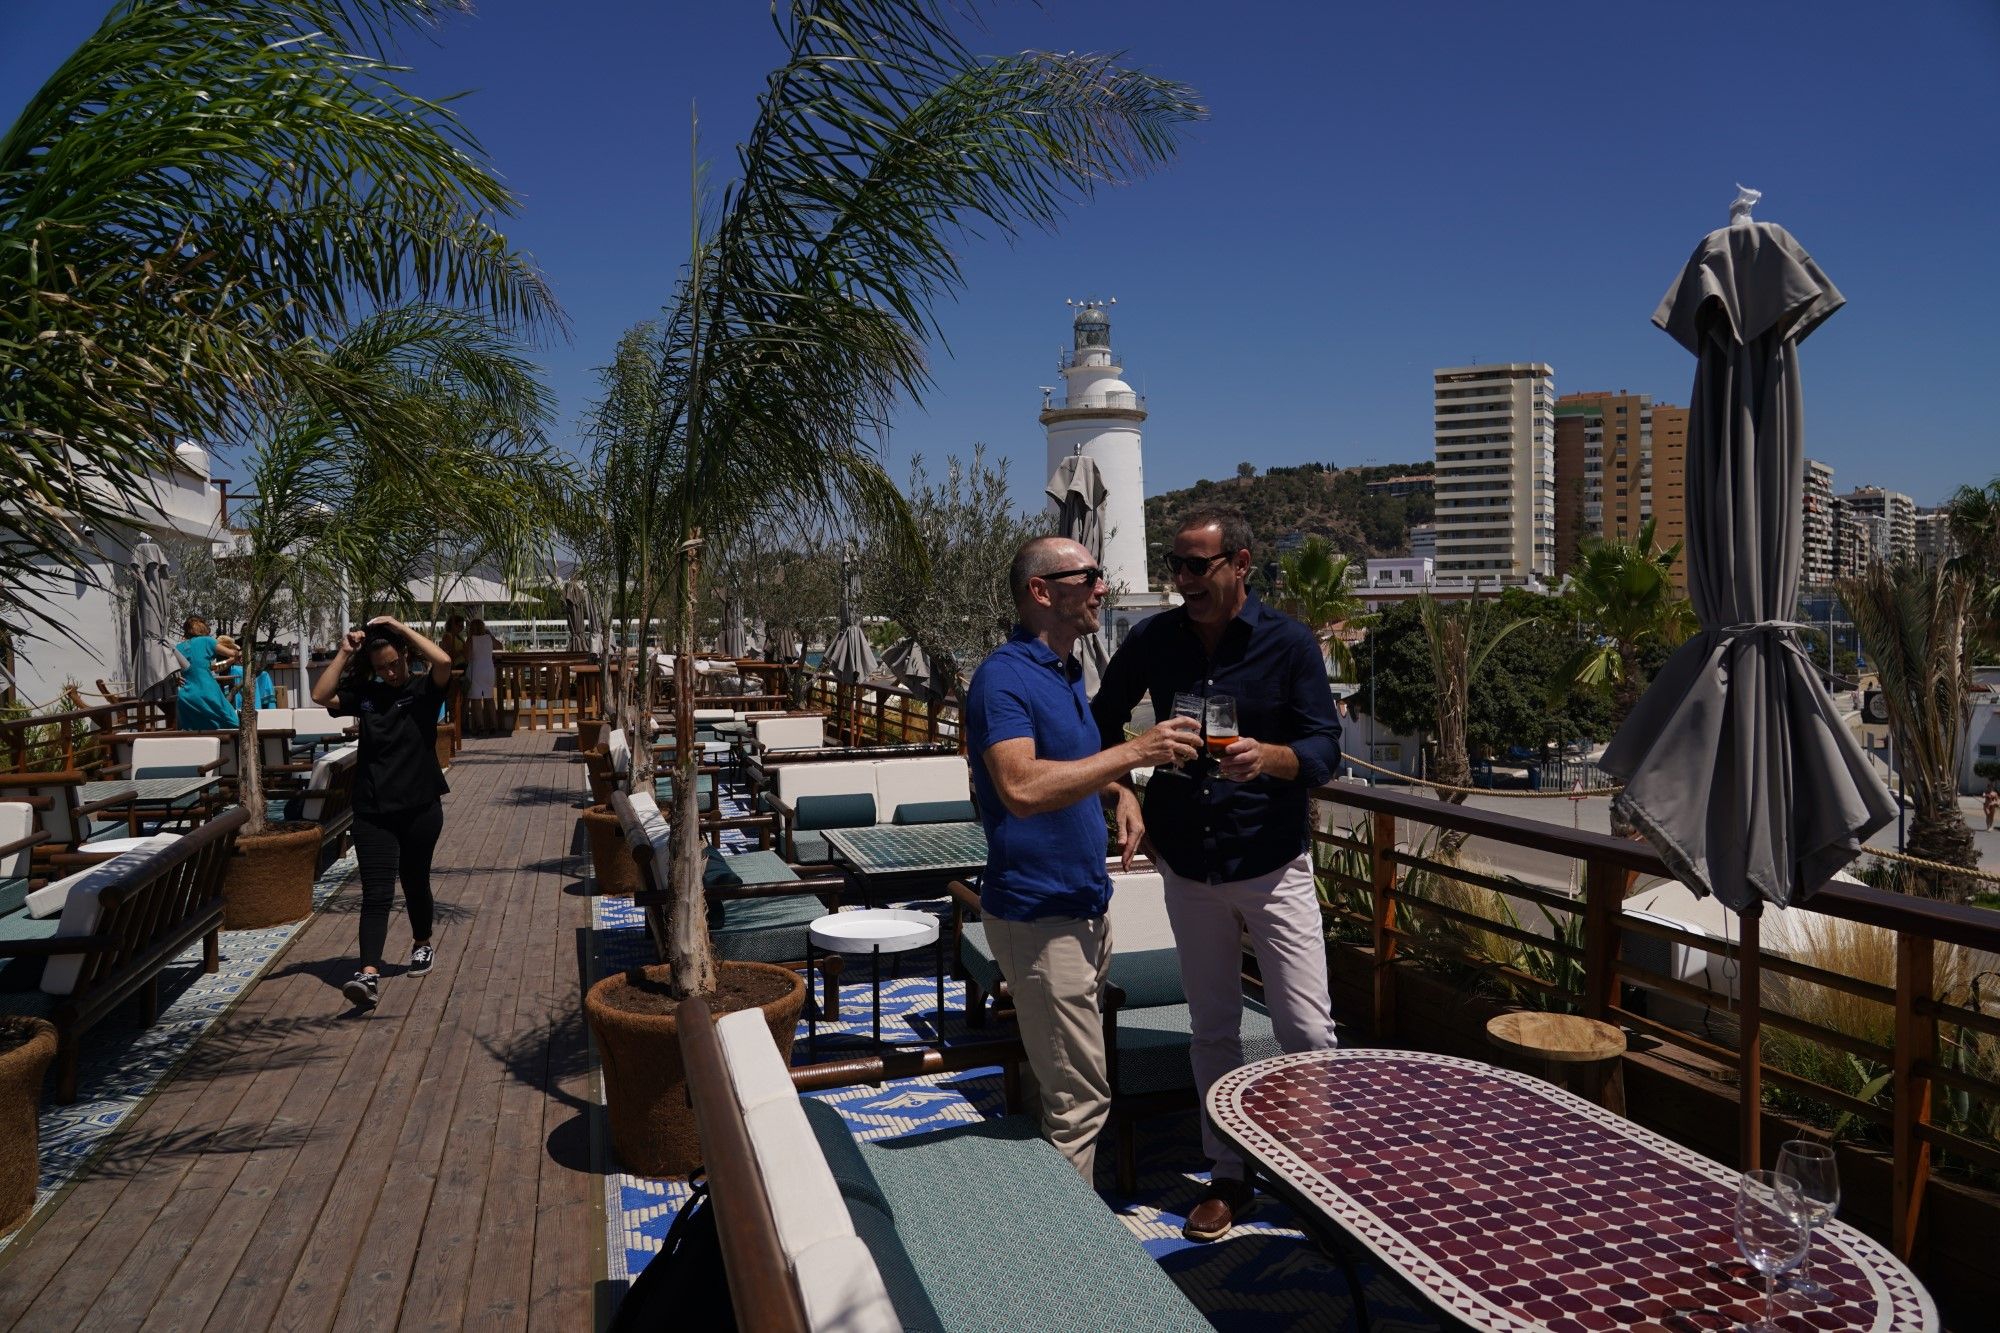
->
[0,1016,56,1234]
[223,307,560,928]
[582,0,1205,1176]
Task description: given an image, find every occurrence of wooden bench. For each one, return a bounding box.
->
[265,745,359,867]
[0,806,246,1102]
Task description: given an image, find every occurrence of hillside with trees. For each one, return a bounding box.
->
[1143,461,1432,581]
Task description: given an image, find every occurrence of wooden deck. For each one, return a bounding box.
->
[0,731,603,1331]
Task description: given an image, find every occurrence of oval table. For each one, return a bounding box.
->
[1206,1049,1937,1333]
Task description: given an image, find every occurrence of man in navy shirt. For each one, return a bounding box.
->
[1093,508,1343,1240]
[967,535,1200,1181]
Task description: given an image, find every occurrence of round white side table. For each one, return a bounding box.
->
[806,908,945,1056]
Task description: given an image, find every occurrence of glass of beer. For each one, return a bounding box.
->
[1206,694,1239,769]
[1167,692,1205,774]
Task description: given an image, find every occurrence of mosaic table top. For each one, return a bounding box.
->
[1207,1050,1936,1333]
[824,821,987,877]
[78,776,216,805]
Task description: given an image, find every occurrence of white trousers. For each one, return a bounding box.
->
[1159,851,1337,1179]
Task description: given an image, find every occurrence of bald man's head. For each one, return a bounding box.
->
[1008,535,1087,608]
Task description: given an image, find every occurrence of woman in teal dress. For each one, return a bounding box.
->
[216,635,277,710]
[175,616,240,729]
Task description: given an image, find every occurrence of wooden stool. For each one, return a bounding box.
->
[1485,1011,1627,1114]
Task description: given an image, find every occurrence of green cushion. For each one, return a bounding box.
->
[794,793,876,831]
[0,911,60,943]
[801,1097,895,1216]
[788,831,833,865]
[0,879,30,918]
[133,764,203,780]
[956,921,1003,997]
[1110,998,1282,1098]
[855,1117,1209,1331]
[710,894,823,964]
[1105,948,1185,1010]
[703,849,798,890]
[892,800,975,826]
[652,774,716,811]
[842,1194,948,1332]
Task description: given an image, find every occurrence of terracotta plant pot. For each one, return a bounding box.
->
[222,824,322,929]
[586,961,806,1177]
[0,1016,57,1234]
[580,803,639,895]
[434,722,457,772]
[578,718,605,753]
[584,749,619,806]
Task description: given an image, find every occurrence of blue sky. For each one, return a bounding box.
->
[6,1,1998,512]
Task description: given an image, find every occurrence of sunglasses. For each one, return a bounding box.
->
[1164,551,1234,577]
[1036,565,1107,586]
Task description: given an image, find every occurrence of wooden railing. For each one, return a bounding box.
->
[804,674,963,752]
[1,699,176,775]
[1311,781,2000,1270]
[491,653,594,732]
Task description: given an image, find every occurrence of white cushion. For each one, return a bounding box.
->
[606,727,631,776]
[257,708,294,734]
[25,867,92,920]
[129,736,221,777]
[693,708,734,723]
[289,706,352,737]
[773,762,878,807]
[41,834,185,995]
[716,1007,800,1114]
[870,757,970,821]
[756,716,824,751]
[299,746,357,821]
[621,791,661,833]
[1,802,35,883]
[792,1235,900,1333]
[1106,871,1175,951]
[743,1098,855,1260]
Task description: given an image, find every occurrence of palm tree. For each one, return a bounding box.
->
[1838,562,1980,900]
[1548,518,1696,727]
[1945,477,2000,654]
[1,0,558,640]
[1419,591,1528,814]
[634,1,1205,998]
[1274,537,1375,679]
[229,305,565,836]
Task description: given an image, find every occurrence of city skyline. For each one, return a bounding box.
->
[4,1,1995,516]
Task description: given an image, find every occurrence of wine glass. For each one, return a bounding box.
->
[1777,1140,1840,1304]
[1205,694,1240,772]
[1166,692,1204,774]
[1735,1169,1810,1332]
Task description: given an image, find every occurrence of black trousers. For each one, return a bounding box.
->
[351,801,444,968]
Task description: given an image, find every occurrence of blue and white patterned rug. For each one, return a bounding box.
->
[589,887,1437,1330]
[1,850,358,1252]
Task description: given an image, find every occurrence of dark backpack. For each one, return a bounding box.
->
[606,1175,736,1332]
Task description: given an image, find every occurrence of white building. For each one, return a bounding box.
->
[1408,522,1436,561]
[1802,459,1835,586]
[6,443,232,711]
[1432,362,1556,583]
[1040,301,1174,643]
[1841,485,1916,565]
[1357,556,1540,612]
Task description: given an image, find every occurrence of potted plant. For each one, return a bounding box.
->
[0,1016,56,1234]
[586,962,806,1175]
[219,308,563,928]
[576,2,1197,1177]
[578,802,639,894]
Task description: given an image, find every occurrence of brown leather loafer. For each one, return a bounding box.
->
[1182,1177,1255,1243]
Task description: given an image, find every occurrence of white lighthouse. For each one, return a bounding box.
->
[1041,300,1174,643]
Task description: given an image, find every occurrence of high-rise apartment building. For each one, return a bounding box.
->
[1802,459,1836,586]
[1433,363,1555,583]
[1914,509,1955,566]
[1549,391,1689,590]
[1832,496,1875,577]
[1841,486,1916,565]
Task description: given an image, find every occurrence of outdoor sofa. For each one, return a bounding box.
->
[0,771,144,869]
[949,867,1284,1194]
[666,998,1211,1331]
[761,755,974,868]
[0,806,245,1101]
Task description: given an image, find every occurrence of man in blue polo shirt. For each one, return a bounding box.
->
[1094,508,1344,1240]
[967,535,1200,1181]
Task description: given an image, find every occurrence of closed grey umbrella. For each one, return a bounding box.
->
[823,544,878,684]
[127,539,184,702]
[562,575,591,652]
[1601,198,1896,911]
[770,624,801,663]
[721,597,748,659]
[1047,452,1113,695]
[884,636,941,700]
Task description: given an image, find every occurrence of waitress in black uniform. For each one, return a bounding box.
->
[312,615,452,1009]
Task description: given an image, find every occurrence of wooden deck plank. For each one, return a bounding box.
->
[0,732,602,1333]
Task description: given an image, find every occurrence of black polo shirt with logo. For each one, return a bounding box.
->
[329,672,449,815]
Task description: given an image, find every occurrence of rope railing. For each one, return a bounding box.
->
[1339,751,1625,798]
